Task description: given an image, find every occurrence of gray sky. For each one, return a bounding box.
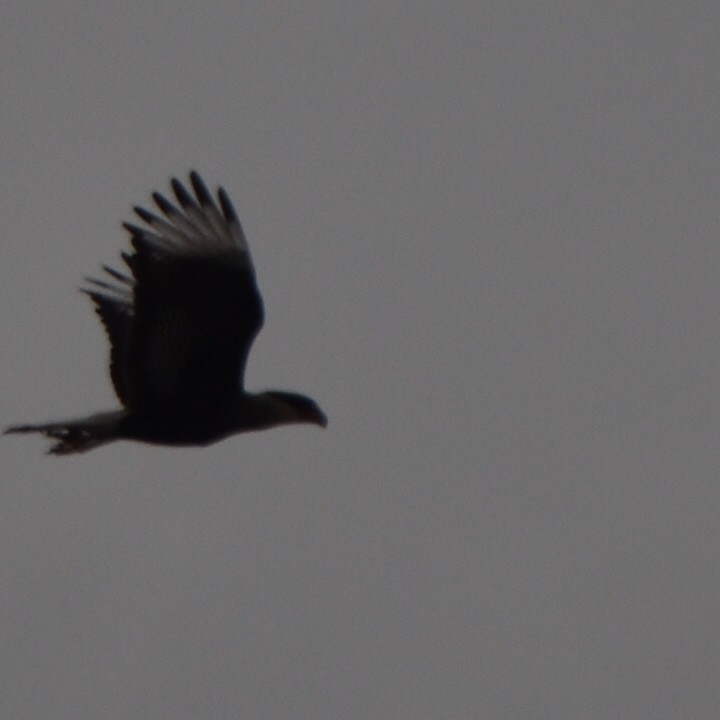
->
[1,2,718,718]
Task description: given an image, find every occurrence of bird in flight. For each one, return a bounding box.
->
[6,172,327,454]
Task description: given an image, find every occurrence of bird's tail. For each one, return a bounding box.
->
[4,411,127,455]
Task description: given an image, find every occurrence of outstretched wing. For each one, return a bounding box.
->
[85,172,263,412]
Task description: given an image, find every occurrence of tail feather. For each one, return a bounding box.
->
[4,411,126,455]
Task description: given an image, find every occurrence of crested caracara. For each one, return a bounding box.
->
[6,172,327,454]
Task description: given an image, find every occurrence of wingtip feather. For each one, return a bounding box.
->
[190,171,214,208]
[152,191,177,217]
[133,206,157,224]
[171,177,195,209]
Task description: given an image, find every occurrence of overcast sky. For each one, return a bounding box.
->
[1,2,719,718]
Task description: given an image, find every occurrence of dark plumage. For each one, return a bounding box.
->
[6,172,326,454]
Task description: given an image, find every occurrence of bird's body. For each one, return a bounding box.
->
[6,172,326,454]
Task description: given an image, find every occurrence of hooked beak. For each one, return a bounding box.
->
[312,407,328,428]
